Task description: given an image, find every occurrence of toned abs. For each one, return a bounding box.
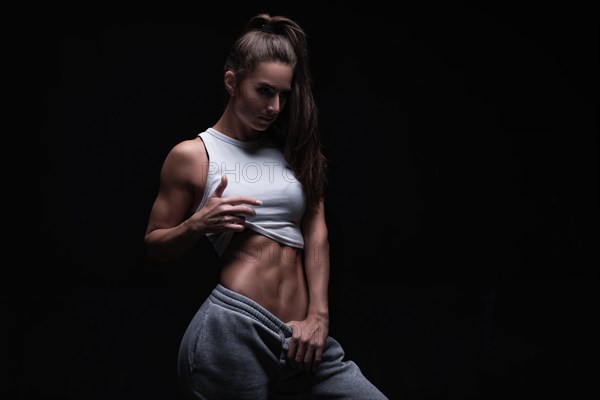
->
[220,229,309,323]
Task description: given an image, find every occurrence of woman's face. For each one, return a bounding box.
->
[232,61,293,132]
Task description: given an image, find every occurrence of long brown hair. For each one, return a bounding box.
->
[223,13,327,207]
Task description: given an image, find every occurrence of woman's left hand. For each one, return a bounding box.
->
[286,314,329,372]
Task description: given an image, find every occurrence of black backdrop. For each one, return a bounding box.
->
[13,2,598,399]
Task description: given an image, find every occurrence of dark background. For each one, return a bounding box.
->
[11,1,598,399]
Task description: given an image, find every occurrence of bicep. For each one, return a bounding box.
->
[145,182,193,234]
[145,141,206,234]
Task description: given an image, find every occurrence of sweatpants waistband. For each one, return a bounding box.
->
[210,284,292,337]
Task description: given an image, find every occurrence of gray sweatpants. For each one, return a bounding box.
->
[178,284,388,399]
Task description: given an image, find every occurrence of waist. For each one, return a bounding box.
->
[220,230,308,322]
[209,284,293,336]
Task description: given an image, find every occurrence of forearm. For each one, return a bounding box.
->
[303,238,330,318]
[144,219,205,263]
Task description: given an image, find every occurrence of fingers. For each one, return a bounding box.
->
[211,176,263,207]
[212,175,228,198]
[289,342,316,372]
[287,323,300,368]
[287,323,321,372]
[309,347,323,372]
[220,216,247,232]
[224,205,260,220]
[227,196,263,207]
[203,175,262,233]
[221,214,247,225]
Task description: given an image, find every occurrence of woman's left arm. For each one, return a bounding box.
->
[287,198,330,371]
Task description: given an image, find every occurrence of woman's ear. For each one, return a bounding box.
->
[224,71,236,96]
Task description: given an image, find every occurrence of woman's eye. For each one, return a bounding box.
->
[258,87,272,95]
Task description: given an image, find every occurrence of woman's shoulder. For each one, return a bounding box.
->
[167,137,207,163]
[160,137,208,187]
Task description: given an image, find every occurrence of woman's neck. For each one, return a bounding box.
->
[213,107,260,142]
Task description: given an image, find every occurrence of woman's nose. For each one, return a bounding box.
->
[268,95,283,113]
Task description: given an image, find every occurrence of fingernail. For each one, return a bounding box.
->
[256,200,263,206]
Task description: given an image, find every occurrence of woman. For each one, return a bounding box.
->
[144,12,388,399]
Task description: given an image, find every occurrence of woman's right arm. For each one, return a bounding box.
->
[144,139,209,262]
[144,138,263,263]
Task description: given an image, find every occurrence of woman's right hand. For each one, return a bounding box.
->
[190,175,262,233]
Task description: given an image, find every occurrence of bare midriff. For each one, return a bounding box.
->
[219,229,308,323]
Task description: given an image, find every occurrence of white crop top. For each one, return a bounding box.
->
[196,128,306,257]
